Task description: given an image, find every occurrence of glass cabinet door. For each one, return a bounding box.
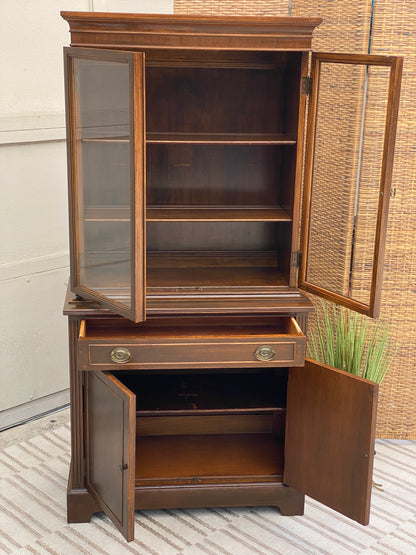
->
[299,53,402,317]
[64,48,146,322]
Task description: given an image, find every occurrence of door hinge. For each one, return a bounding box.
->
[301,76,312,95]
[119,463,128,471]
[291,251,302,268]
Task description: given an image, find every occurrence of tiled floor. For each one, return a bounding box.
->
[1,411,416,554]
[1,408,70,449]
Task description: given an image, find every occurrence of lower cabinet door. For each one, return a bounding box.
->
[85,371,136,541]
[284,358,378,525]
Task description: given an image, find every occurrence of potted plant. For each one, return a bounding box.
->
[307,301,395,384]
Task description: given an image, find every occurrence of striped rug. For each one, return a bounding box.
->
[0,413,415,554]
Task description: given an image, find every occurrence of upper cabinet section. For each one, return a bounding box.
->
[62,13,401,321]
[61,12,322,52]
[299,53,402,317]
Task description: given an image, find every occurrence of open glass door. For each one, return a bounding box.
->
[284,359,378,525]
[299,53,402,317]
[85,371,136,541]
[64,48,146,322]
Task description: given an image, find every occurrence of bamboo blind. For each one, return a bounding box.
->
[174,0,416,439]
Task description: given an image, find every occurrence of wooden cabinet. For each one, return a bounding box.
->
[62,12,402,541]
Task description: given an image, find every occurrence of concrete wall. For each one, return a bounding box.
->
[0,0,173,429]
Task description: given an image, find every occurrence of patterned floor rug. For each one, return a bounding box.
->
[0,411,415,554]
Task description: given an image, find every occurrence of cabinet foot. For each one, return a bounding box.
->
[276,486,305,516]
[67,486,101,523]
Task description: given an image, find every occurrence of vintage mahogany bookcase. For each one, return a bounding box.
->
[61,12,402,541]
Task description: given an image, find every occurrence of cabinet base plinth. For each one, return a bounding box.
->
[67,478,304,523]
[134,483,304,516]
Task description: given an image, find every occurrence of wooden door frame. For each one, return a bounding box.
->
[298,52,402,317]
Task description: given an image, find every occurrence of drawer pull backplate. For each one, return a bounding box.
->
[254,345,276,361]
[110,347,132,364]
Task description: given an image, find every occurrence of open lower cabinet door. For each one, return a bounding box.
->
[85,371,136,541]
[284,358,378,525]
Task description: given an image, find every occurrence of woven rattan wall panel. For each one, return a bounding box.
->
[291,0,414,439]
[174,1,290,17]
[303,62,366,301]
[366,1,416,439]
[174,0,415,439]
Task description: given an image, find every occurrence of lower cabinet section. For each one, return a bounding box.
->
[84,367,299,540]
[68,314,379,543]
[74,361,378,542]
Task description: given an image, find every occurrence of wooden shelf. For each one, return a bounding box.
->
[146,251,287,289]
[147,132,297,145]
[135,434,284,485]
[84,206,292,222]
[147,266,287,289]
[81,133,296,145]
[80,251,288,292]
[147,206,292,222]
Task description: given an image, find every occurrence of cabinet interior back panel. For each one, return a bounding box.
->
[145,53,301,136]
[146,67,283,134]
[147,144,297,209]
[146,221,290,251]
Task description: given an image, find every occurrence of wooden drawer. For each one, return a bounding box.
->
[77,316,305,371]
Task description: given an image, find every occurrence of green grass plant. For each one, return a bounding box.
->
[307,301,395,384]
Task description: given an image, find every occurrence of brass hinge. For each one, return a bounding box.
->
[291,251,302,268]
[301,76,312,95]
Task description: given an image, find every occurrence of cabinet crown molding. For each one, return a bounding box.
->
[61,11,322,51]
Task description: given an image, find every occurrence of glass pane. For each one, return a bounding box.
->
[74,58,131,307]
[305,62,390,305]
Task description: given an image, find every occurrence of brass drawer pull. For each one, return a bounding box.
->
[110,347,132,364]
[254,345,276,361]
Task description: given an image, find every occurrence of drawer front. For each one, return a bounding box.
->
[78,334,305,370]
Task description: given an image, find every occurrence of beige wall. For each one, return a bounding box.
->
[0,0,173,429]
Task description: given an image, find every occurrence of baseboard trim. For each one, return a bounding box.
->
[0,389,70,431]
